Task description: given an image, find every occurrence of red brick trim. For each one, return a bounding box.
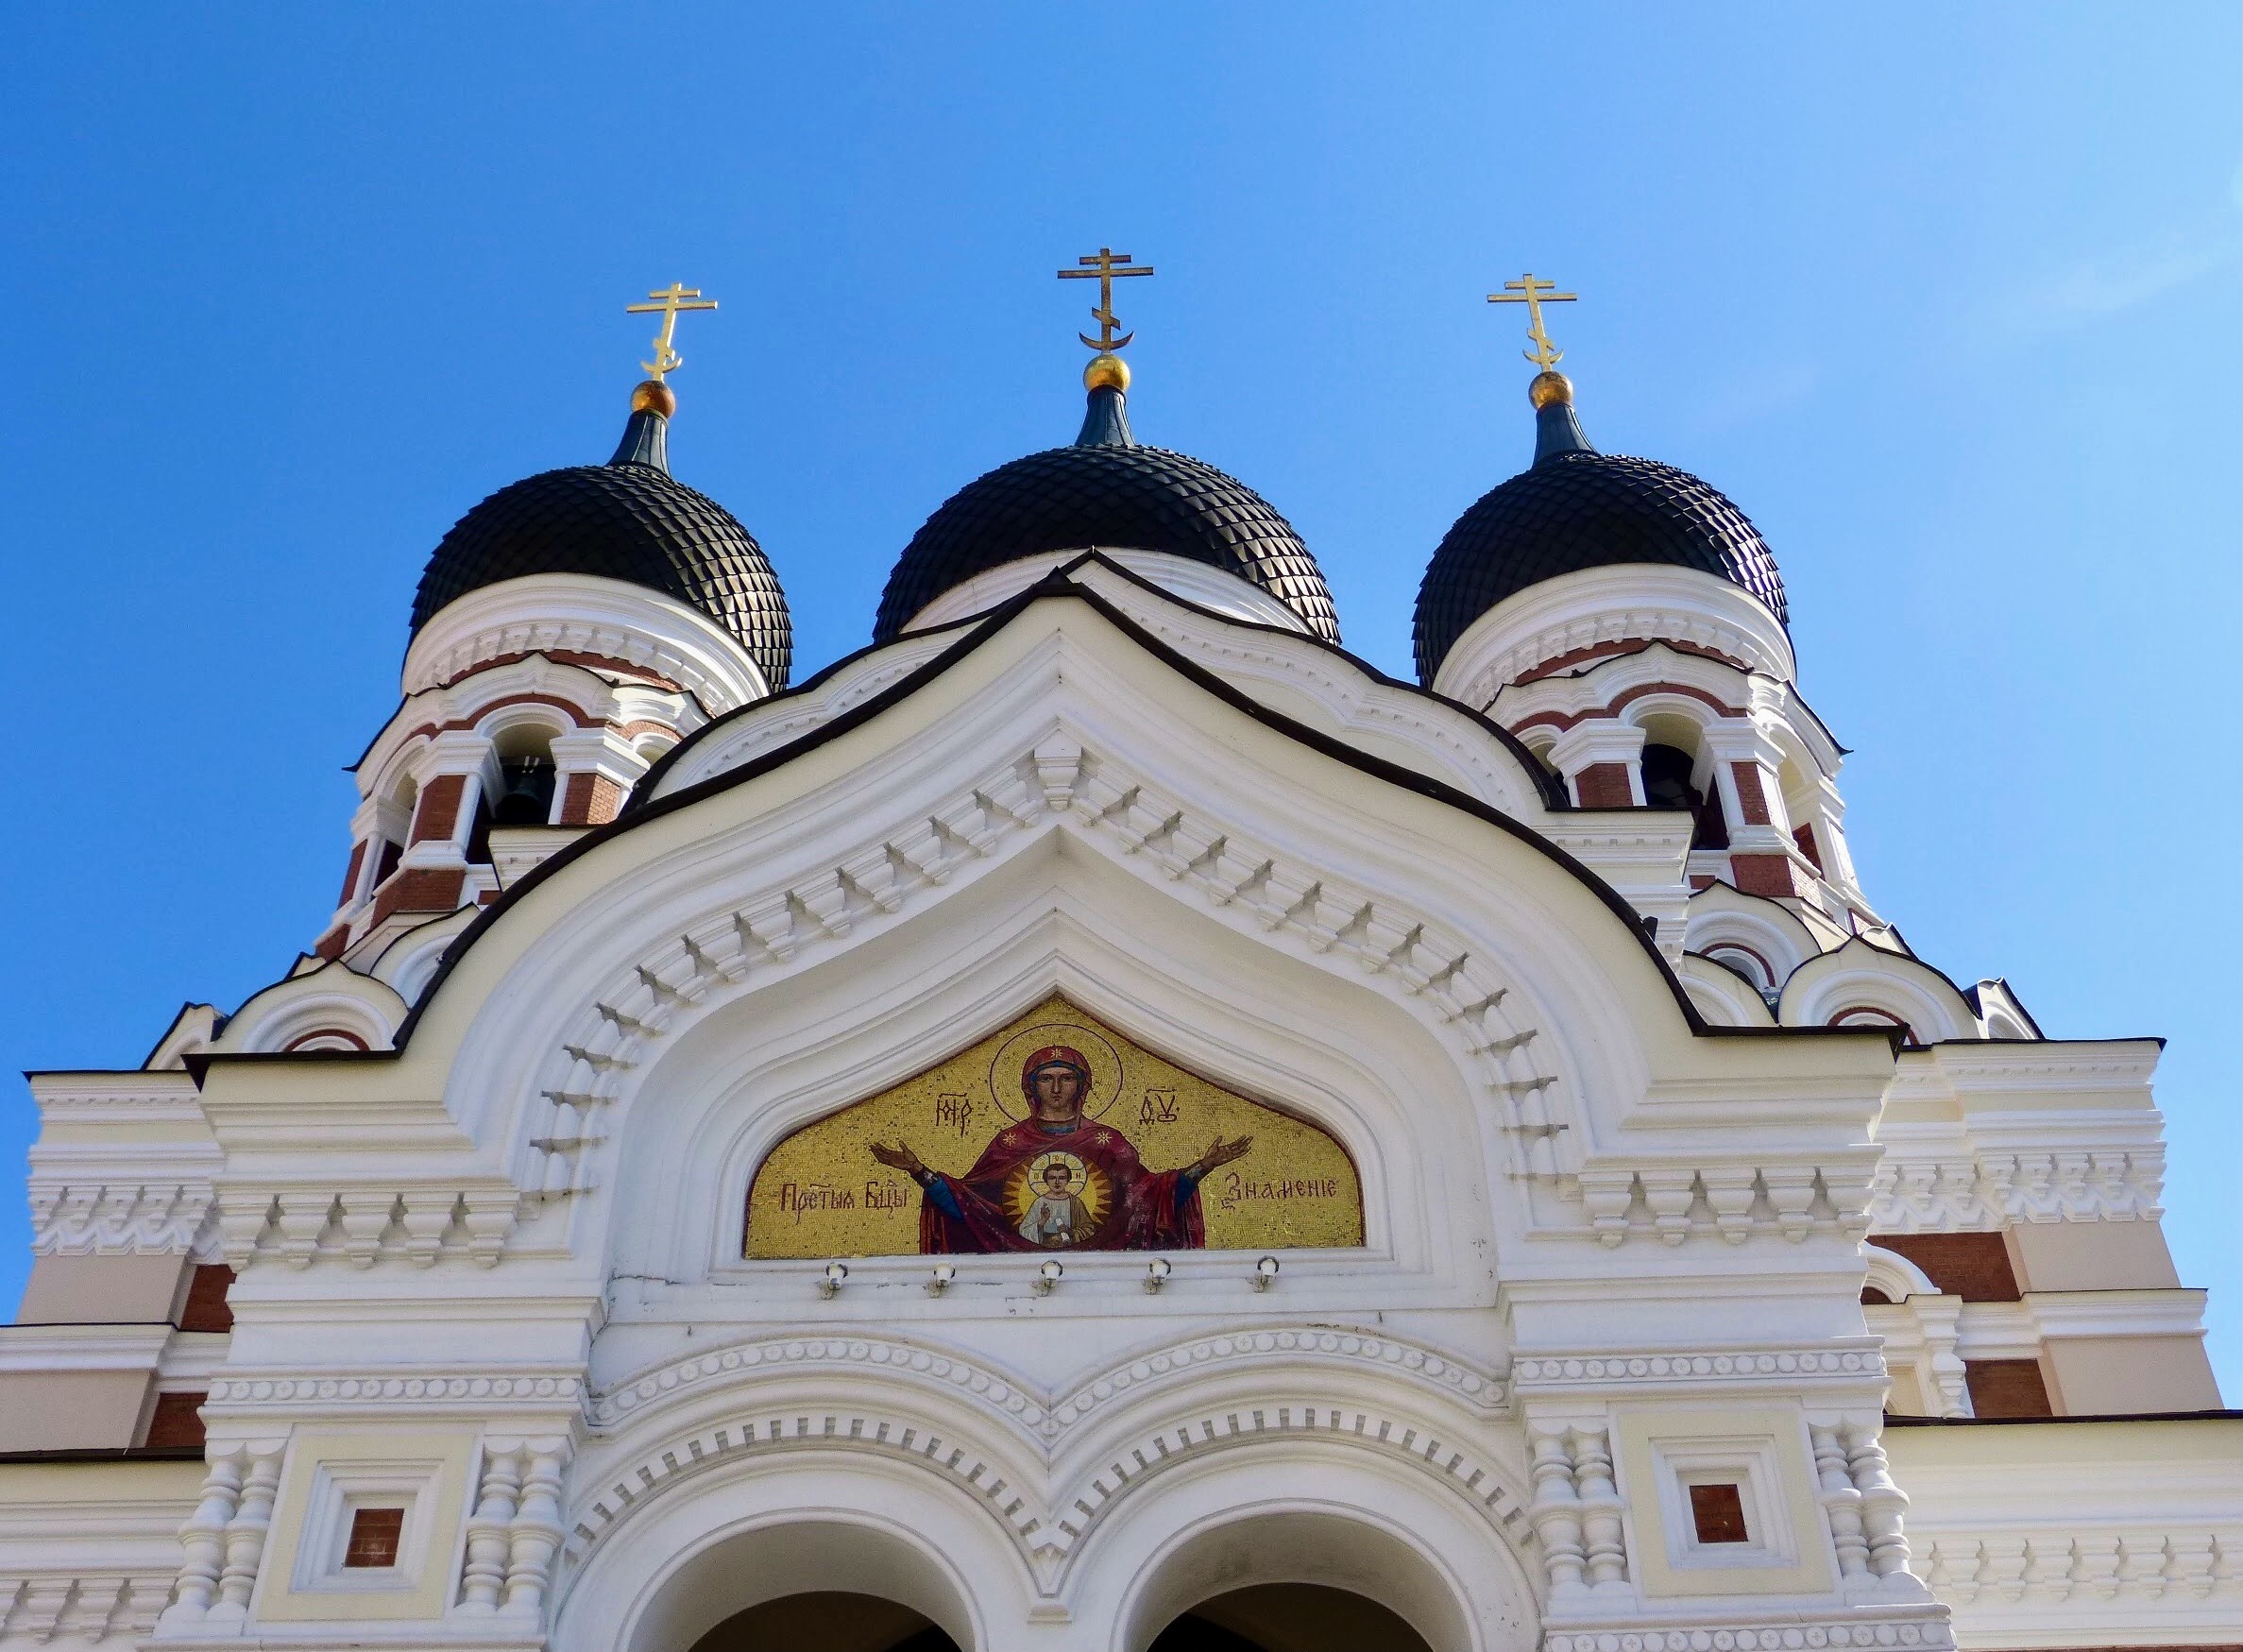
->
[1514,636,1751,685]
[431,649,685,693]
[313,924,350,961]
[1573,763,1635,809]
[1510,680,1750,737]
[281,1027,370,1052]
[387,693,597,752]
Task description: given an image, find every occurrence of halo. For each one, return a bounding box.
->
[1027,1150,1088,1188]
[988,1021,1128,1121]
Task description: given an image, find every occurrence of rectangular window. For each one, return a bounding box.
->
[342,1507,405,1569]
[1689,1481,1750,1544]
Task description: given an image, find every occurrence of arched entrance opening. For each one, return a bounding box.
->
[1123,1509,1470,1652]
[689,1592,960,1652]
[1148,1582,1433,1651]
[623,1519,977,1652]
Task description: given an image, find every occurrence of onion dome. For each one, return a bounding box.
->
[411,380,791,688]
[875,353,1338,646]
[1414,370,1784,686]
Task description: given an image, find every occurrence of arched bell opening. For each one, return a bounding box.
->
[1147,1582,1433,1651]
[689,1592,960,1652]
[1120,1509,1472,1652]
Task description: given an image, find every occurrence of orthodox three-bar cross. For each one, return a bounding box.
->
[1059,247,1155,351]
[627,282,720,382]
[1487,273,1577,371]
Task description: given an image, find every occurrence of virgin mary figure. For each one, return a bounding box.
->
[870,1046,1251,1253]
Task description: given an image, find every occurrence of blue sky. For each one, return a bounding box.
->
[2,5,2235,1391]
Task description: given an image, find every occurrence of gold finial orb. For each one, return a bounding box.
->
[1084,352,1130,393]
[1528,370,1573,409]
[631,379,677,417]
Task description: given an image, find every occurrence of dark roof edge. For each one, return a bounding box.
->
[646,550,1568,810]
[1884,1409,2240,1427]
[383,564,1914,1055]
[0,1445,209,1465]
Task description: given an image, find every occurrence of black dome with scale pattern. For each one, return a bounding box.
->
[875,384,1338,646]
[411,404,791,690]
[1414,393,1785,686]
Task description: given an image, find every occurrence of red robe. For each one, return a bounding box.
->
[919,1118,1207,1254]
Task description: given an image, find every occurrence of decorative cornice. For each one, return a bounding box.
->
[1867,1148,2166,1233]
[28,1179,215,1256]
[402,572,767,714]
[1513,1345,1883,1389]
[1542,1616,1954,1652]
[203,1370,584,1412]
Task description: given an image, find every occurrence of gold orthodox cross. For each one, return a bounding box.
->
[626,281,720,382]
[1487,273,1577,371]
[1059,247,1155,351]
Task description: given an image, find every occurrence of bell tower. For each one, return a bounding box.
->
[315,290,790,969]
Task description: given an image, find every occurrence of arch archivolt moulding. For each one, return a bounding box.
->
[586,1322,1507,1443]
[495,723,1588,1229]
[565,1323,1530,1596]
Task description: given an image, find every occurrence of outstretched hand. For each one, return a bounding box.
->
[1192,1134,1253,1177]
[869,1140,926,1179]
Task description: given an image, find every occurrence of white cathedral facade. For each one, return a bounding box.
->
[1,283,2233,1652]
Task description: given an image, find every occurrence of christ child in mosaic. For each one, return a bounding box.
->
[869,1046,1251,1253]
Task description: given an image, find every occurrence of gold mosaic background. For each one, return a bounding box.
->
[745,995,1364,1258]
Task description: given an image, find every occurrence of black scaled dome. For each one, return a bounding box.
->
[412,385,791,689]
[875,364,1337,646]
[1415,377,1784,686]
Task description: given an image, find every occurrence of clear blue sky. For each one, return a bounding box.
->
[3,6,2235,1392]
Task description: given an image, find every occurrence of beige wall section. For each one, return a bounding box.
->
[16,1253,190,1325]
[1614,1407,1835,1599]
[2010,1221,2181,1292]
[254,1428,475,1622]
[0,1371,154,1452]
[2047,1335,2222,1415]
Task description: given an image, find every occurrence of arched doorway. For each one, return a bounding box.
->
[1148,1582,1433,1651]
[1120,1507,1474,1652]
[688,1591,961,1652]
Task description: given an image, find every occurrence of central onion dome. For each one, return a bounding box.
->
[412,381,792,689]
[875,354,1339,646]
[1415,371,1784,686]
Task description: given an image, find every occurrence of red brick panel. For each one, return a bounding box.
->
[1878,1233,2023,1302]
[371,868,466,925]
[1965,1358,2054,1418]
[559,772,626,826]
[1729,762,1773,826]
[336,840,367,905]
[143,1391,208,1449]
[410,774,467,844]
[314,925,349,961]
[178,1264,234,1333]
[1572,763,1635,809]
[1727,853,1800,899]
[1793,823,1825,872]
